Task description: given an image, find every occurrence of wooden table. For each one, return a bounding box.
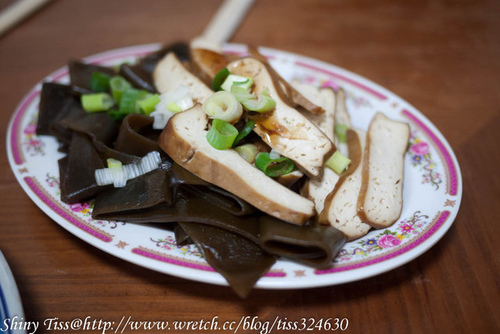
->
[0,0,498,333]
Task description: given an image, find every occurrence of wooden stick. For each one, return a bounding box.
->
[202,0,255,45]
[0,0,52,38]
[192,0,255,50]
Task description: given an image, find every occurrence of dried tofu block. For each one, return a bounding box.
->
[319,129,371,240]
[357,113,410,228]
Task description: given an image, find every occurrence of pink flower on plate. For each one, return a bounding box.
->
[410,141,430,156]
[378,235,402,248]
[69,202,91,214]
[24,124,37,135]
[400,223,415,234]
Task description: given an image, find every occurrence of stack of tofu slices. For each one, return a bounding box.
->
[154,44,410,241]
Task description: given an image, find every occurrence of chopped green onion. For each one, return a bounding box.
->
[107,158,122,168]
[334,124,349,143]
[203,91,243,123]
[212,67,230,91]
[221,74,254,92]
[119,88,142,113]
[159,86,194,112]
[90,72,111,92]
[166,102,182,113]
[138,93,161,115]
[119,88,150,114]
[149,87,194,129]
[81,93,115,112]
[232,120,256,147]
[109,76,133,103]
[231,86,276,113]
[230,85,253,101]
[325,150,351,174]
[234,144,259,163]
[206,119,239,150]
[233,78,253,88]
[255,152,294,177]
[136,91,154,114]
[243,89,276,112]
[107,110,129,121]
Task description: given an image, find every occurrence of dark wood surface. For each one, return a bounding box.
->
[0,0,498,333]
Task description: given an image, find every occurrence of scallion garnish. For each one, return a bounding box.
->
[230,85,253,104]
[334,124,349,143]
[107,110,129,121]
[212,67,230,91]
[107,158,122,168]
[202,91,243,123]
[136,92,155,114]
[232,120,256,147]
[221,74,254,92]
[325,150,351,174]
[234,143,259,163]
[149,86,194,130]
[119,88,142,113]
[81,93,115,112]
[138,93,161,115]
[231,86,276,113]
[109,76,133,103]
[206,119,239,150]
[255,152,294,177]
[119,88,149,114]
[90,71,111,92]
[166,102,182,113]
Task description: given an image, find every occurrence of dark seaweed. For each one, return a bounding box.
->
[179,221,276,298]
[59,132,110,203]
[118,41,190,93]
[58,112,120,148]
[119,64,156,93]
[68,60,116,95]
[259,216,346,269]
[49,97,87,149]
[139,42,190,73]
[114,114,163,157]
[37,83,75,136]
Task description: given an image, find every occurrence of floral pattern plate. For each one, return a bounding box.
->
[6,44,462,289]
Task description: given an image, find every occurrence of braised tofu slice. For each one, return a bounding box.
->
[189,48,229,87]
[153,52,213,102]
[292,80,339,214]
[319,129,371,240]
[159,104,315,225]
[334,88,351,129]
[227,57,335,178]
[357,113,410,228]
[248,47,325,115]
[291,80,336,142]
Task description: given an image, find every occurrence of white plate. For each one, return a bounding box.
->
[6,43,462,289]
[0,251,27,334]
